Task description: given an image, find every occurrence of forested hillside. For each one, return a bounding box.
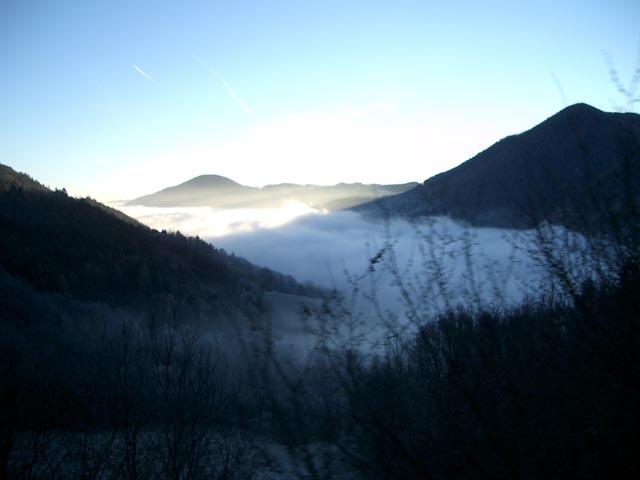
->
[0,164,328,478]
[0,164,318,320]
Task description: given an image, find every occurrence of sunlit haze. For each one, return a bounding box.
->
[2,0,639,201]
[116,200,319,237]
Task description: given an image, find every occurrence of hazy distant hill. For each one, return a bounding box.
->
[354,104,640,228]
[128,175,419,211]
[0,164,320,323]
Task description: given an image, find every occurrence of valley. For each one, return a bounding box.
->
[1,103,639,479]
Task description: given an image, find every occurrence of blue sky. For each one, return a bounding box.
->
[1,0,639,201]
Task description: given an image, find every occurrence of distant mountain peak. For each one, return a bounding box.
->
[179,175,241,189]
[128,176,418,211]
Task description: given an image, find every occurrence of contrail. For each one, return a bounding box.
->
[550,72,568,107]
[191,54,254,117]
[133,65,155,83]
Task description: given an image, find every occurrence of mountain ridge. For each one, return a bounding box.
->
[353,103,640,228]
[0,163,321,322]
[128,176,419,211]
[0,163,48,193]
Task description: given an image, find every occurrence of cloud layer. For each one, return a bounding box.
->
[213,212,547,315]
[119,204,599,349]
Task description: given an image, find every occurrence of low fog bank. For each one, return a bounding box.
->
[117,200,595,338]
[214,212,550,316]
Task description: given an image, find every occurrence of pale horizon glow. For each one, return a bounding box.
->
[1,0,639,202]
[101,103,509,201]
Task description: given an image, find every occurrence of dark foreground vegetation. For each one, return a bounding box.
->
[4,251,637,479]
[0,164,320,478]
[300,263,640,479]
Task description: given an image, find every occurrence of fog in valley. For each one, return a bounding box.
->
[4,0,639,474]
[120,205,586,340]
[4,108,639,477]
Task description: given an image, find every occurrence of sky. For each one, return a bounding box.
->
[1,0,639,201]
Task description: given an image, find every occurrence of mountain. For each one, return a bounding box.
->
[130,174,253,208]
[353,104,640,228]
[0,164,321,324]
[0,163,329,465]
[0,163,48,193]
[128,176,419,211]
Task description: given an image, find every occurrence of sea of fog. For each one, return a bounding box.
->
[116,203,567,323]
[214,212,551,316]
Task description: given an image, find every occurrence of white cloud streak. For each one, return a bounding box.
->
[133,65,155,83]
[192,54,255,117]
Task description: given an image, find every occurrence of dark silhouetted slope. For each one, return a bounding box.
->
[0,164,48,193]
[354,104,640,228]
[0,165,320,321]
